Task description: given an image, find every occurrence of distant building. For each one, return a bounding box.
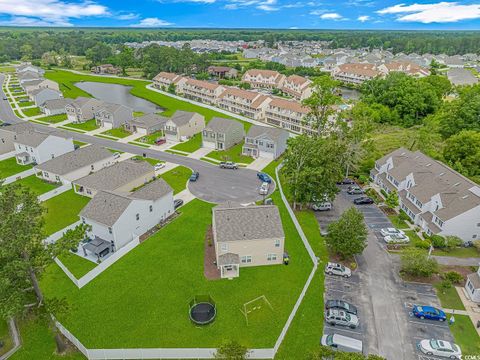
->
[217,87,271,120]
[447,68,479,86]
[207,66,238,79]
[152,72,187,93]
[242,125,289,159]
[242,69,285,89]
[265,98,311,135]
[182,79,225,105]
[91,64,121,75]
[280,75,313,100]
[332,63,382,85]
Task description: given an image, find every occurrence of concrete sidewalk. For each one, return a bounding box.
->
[189,147,211,160]
[456,286,480,337]
[433,256,480,266]
[247,157,272,171]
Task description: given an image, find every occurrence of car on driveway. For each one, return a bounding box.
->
[412,305,446,321]
[189,171,199,182]
[174,199,184,209]
[312,202,332,211]
[347,186,363,195]
[2,96,7,101]
[219,161,238,169]
[259,182,270,195]
[337,178,356,185]
[325,300,358,315]
[154,138,166,145]
[325,309,359,328]
[384,233,410,243]
[353,196,374,205]
[112,152,121,160]
[418,339,461,359]
[325,262,352,278]
[154,162,165,171]
[257,172,271,183]
[321,334,363,353]
[380,227,405,237]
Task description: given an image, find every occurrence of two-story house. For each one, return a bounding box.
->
[0,123,33,156]
[332,63,382,85]
[94,103,133,129]
[14,130,74,165]
[242,69,285,89]
[217,88,272,120]
[182,79,224,105]
[265,98,311,135]
[124,113,168,136]
[29,88,63,107]
[164,111,205,142]
[212,203,285,279]
[152,72,187,93]
[202,117,244,151]
[242,125,289,159]
[279,75,312,100]
[371,148,480,243]
[66,97,105,124]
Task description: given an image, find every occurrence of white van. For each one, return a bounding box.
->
[321,333,363,353]
[259,182,270,195]
[312,202,332,211]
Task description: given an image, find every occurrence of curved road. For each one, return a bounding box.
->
[0,74,273,204]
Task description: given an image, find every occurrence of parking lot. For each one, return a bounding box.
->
[317,184,455,360]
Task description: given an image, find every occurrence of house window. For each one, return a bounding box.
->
[108,227,112,234]
[149,205,153,212]
[221,243,228,252]
[477,223,480,227]
[55,176,60,182]
[91,165,94,171]
[473,234,478,239]
[241,255,252,264]
[136,213,140,221]
[267,253,277,261]
[51,154,54,159]
[274,239,280,247]
[43,172,49,178]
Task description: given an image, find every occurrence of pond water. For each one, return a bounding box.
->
[338,87,361,101]
[75,82,163,113]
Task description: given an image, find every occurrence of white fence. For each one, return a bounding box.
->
[0,151,15,161]
[38,183,71,202]
[2,168,35,184]
[44,221,82,244]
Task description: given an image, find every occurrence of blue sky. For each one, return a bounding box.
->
[1,0,480,29]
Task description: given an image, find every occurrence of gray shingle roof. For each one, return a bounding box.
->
[213,204,284,242]
[80,191,133,227]
[130,114,168,129]
[246,125,288,142]
[131,178,172,200]
[1,122,34,135]
[14,130,49,147]
[218,253,240,265]
[96,102,131,115]
[170,110,198,126]
[35,145,113,175]
[42,98,72,110]
[205,117,243,133]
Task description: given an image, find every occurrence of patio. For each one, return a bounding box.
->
[80,237,115,262]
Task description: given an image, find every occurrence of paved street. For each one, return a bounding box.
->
[0,74,273,204]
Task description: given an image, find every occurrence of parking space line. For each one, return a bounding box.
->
[323,326,363,336]
[407,320,449,329]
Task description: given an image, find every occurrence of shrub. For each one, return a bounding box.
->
[431,235,447,248]
[357,174,369,185]
[441,271,463,284]
[445,236,463,250]
[422,232,431,239]
[473,239,480,253]
[415,241,431,250]
[438,279,452,292]
[401,249,438,278]
[380,189,388,198]
[399,210,410,222]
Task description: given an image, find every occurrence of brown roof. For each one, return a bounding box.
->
[244,69,283,79]
[268,97,309,114]
[385,61,429,76]
[284,75,311,86]
[336,63,381,78]
[208,66,235,72]
[219,87,259,101]
[185,78,222,91]
[153,72,178,81]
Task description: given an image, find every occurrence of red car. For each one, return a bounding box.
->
[155,138,166,145]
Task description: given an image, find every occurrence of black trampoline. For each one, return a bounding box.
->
[189,295,217,325]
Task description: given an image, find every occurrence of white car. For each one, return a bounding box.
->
[418,339,461,359]
[380,227,405,237]
[325,309,359,328]
[312,202,332,211]
[154,162,166,171]
[383,233,410,243]
[325,262,352,278]
[112,152,121,160]
[259,182,269,195]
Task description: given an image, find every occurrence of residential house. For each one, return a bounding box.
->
[444,56,465,68]
[0,122,33,156]
[14,130,74,165]
[212,203,285,278]
[447,68,479,86]
[29,88,63,107]
[207,66,238,79]
[242,69,285,89]
[80,178,174,253]
[465,265,480,303]
[91,64,121,75]
[94,103,133,129]
[217,87,272,120]
[164,111,205,142]
[371,148,480,243]
[332,63,382,85]
[152,72,187,93]
[23,79,59,93]
[34,145,115,185]
[16,64,44,75]
[18,71,42,84]
[280,75,312,100]
[124,113,167,135]
[40,98,72,116]
[182,79,225,105]
[65,97,105,124]
[242,125,289,159]
[265,98,311,135]
[73,159,155,198]
[202,117,244,150]
[378,61,430,77]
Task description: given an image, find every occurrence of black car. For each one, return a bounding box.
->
[337,178,355,185]
[174,199,184,209]
[189,171,199,182]
[353,196,374,205]
[325,300,358,315]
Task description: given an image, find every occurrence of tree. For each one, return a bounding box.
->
[443,130,480,182]
[85,42,113,65]
[117,46,135,76]
[214,340,248,360]
[385,190,399,209]
[326,207,368,259]
[309,346,385,359]
[400,249,438,278]
[167,83,176,94]
[429,59,442,75]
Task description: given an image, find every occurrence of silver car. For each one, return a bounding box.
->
[325,309,359,328]
[324,262,352,278]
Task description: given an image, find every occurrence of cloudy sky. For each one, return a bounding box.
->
[1,0,480,29]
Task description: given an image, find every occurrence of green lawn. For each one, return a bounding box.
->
[42,190,90,235]
[205,142,254,164]
[128,141,150,148]
[170,133,202,153]
[404,230,429,248]
[160,166,192,195]
[37,113,68,123]
[73,140,88,147]
[388,214,409,229]
[21,107,42,117]
[135,131,164,145]
[58,253,97,279]
[18,101,34,107]
[63,119,98,132]
[0,66,15,72]
[14,109,23,118]
[433,247,480,258]
[0,319,13,357]
[434,284,465,310]
[133,111,145,117]
[8,175,59,196]
[0,157,32,179]
[449,315,480,356]
[131,156,162,166]
[101,127,131,138]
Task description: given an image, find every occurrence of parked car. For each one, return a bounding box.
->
[154,137,166,145]
[418,339,461,359]
[325,300,358,315]
[154,162,165,171]
[325,309,359,329]
[219,161,238,170]
[257,172,272,183]
[2,96,7,101]
[174,199,184,209]
[353,196,374,205]
[0,122,10,127]
[112,152,121,160]
[189,171,199,182]
[380,227,406,237]
[321,334,363,353]
[18,98,28,102]
[337,178,355,185]
[325,262,352,278]
[384,233,410,243]
[259,182,270,195]
[412,305,446,321]
[347,186,363,195]
[312,202,332,211]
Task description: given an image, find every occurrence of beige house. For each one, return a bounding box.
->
[332,63,382,85]
[23,79,59,94]
[66,97,105,124]
[153,72,187,93]
[164,111,205,142]
[207,66,238,79]
[242,69,285,89]
[212,203,285,279]
[280,75,313,100]
[265,98,311,135]
[378,61,430,78]
[91,64,121,75]
[183,79,224,105]
[217,87,272,120]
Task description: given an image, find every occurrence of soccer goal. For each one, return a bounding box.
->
[240,295,274,326]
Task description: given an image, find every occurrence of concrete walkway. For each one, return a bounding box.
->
[37,183,71,202]
[117,133,142,144]
[2,168,35,184]
[456,286,480,337]
[188,147,212,160]
[247,157,272,171]
[433,256,480,266]
[0,318,21,360]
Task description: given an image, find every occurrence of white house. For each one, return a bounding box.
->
[14,131,74,165]
[80,178,174,254]
[465,264,480,303]
[29,88,63,107]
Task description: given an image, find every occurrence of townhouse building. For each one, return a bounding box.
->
[217,87,271,120]
[279,75,312,100]
[182,79,225,105]
[332,63,382,85]
[152,72,187,93]
[242,69,285,89]
[265,98,311,135]
[378,61,430,78]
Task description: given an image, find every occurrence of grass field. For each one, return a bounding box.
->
[37,113,68,123]
[22,107,42,117]
[0,157,32,179]
[101,127,131,138]
[433,247,479,258]
[388,214,409,229]
[8,175,59,196]
[131,156,162,166]
[449,315,480,356]
[160,166,192,194]
[58,253,97,279]
[18,101,34,107]
[0,319,13,357]
[42,190,90,235]
[205,142,254,164]
[434,284,465,310]
[135,131,164,145]
[63,119,98,132]
[170,133,202,153]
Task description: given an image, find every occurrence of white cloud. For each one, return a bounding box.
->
[310,9,328,15]
[377,2,480,23]
[117,13,139,20]
[225,0,279,11]
[131,17,173,27]
[320,12,343,20]
[0,0,108,26]
[357,15,370,22]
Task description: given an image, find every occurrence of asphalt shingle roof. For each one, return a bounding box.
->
[14,130,50,147]
[245,125,288,142]
[80,191,133,227]
[205,117,243,133]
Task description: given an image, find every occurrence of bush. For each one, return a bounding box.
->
[438,279,452,292]
[473,239,480,253]
[415,241,431,250]
[357,174,369,185]
[398,210,410,222]
[445,236,463,250]
[441,271,463,284]
[380,189,388,198]
[431,235,447,248]
[422,232,431,239]
[401,249,439,278]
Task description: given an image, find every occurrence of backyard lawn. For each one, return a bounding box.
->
[0,320,13,357]
[170,133,202,153]
[434,284,465,310]
[42,190,90,235]
[22,107,42,117]
[135,131,163,145]
[449,315,480,356]
[388,214,409,229]
[40,195,313,349]
[0,157,31,179]
[18,101,34,107]
[8,175,59,196]
[160,166,192,194]
[63,119,98,132]
[433,246,479,258]
[58,253,97,279]
[205,142,254,164]
[101,127,131,138]
[37,113,68,123]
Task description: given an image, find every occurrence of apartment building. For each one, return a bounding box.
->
[182,79,225,105]
[378,61,430,78]
[332,63,382,85]
[265,98,311,135]
[280,75,312,100]
[152,72,187,93]
[371,148,480,243]
[242,69,285,89]
[217,87,271,120]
